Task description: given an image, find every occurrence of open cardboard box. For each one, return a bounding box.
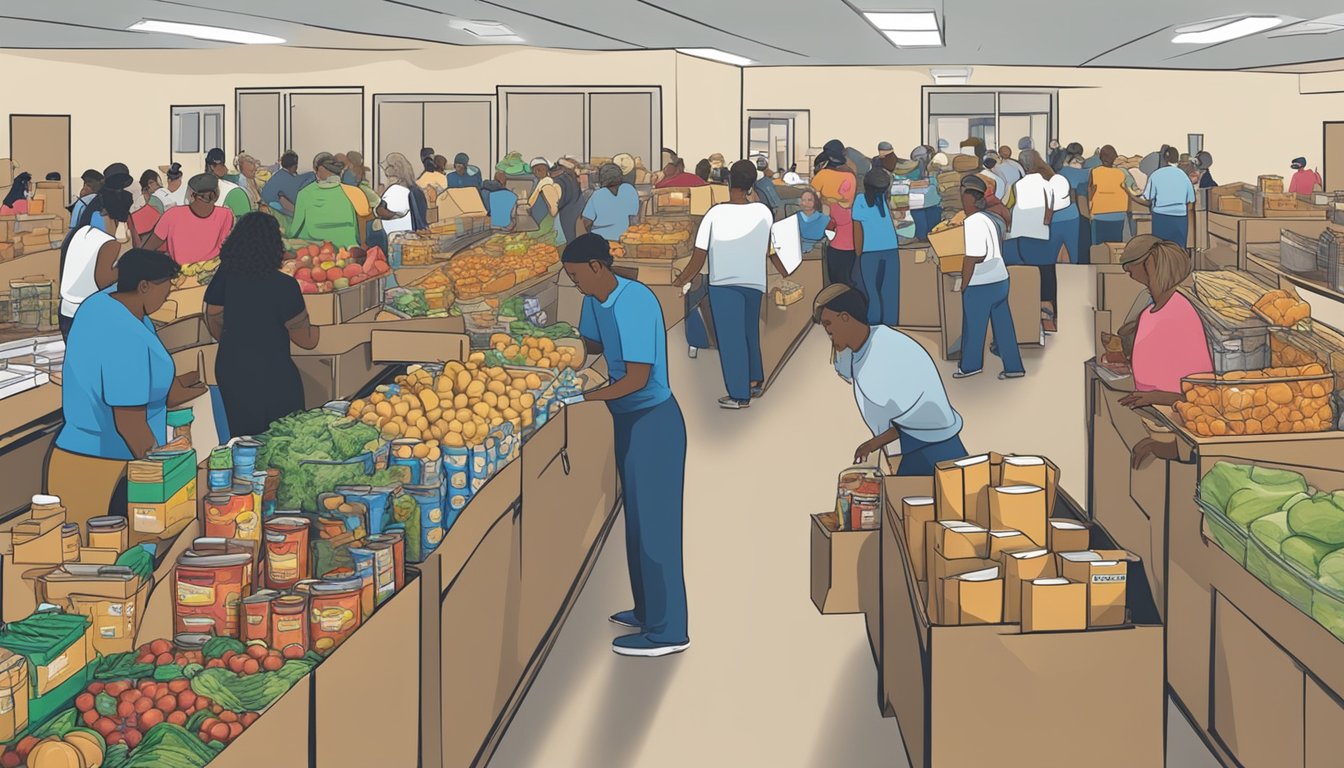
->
[370,328,470,364]
[810,511,878,615]
[879,474,1164,767]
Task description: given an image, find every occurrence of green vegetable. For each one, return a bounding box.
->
[1320,550,1344,587]
[114,547,155,582]
[256,407,407,511]
[92,650,156,681]
[393,289,430,317]
[102,743,131,768]
[153,663,185,682]
[182,662,204,679]
[1201,462,1309,523]
[1227,486,1299,527]
[1288,493,1344,545]
[328,418,378,458]
[190,659,317,712]
[185,709,213,733]
[123,723,221,768]
[95,691,118,717]
[509,319,575,341]
[1281,535,1341,574]
[202,637,247,661]
[1250,511,1293,550]
[33,707,78,738]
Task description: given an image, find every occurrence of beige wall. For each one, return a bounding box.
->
[0,46,741,182]
[743,64,1344,186]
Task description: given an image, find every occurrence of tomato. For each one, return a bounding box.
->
[93,717,119,737]
[282,645,305,660]
[150,639,172,655]
[156,695,177,714]
[81,709,100,727]
[177,690,197,710]
[209,722,231,741]
[246,645,269,660]
[206,658,225,669]
[75,693,95,712]
[155,652,174,665]
[87,681,105,695]
[219,710,238,724]
[134,697,154,714]
[125,728,142,749]
[242,659,260,675]
[139,709,164,729]
[228,722,244,740]
[104,681,129,697]
[262,655,284,672]
[168,679,191,693]
[167,710,188,726]
[117,700,136,719]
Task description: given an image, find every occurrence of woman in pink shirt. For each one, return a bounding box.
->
[0,172,31,215]
[1119,237,1212,464]
[143,173,234,265]
[1288,157,1323,196]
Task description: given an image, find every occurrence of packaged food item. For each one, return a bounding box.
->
[403,485,445,562]
[231,438,262,482]
[204,492,247,539]
[270,595,308,654]
[87,516,128,551]
[348,548,378,618]
[241,590,280,644]
[836,466,882,531]
[263,516,311,590]
[367,533,403,598]
[61,523,80,561]
[0,649,28,742]
[207,447,234,491]
[174,549,253,637]
[308,578,363,654]
[335,485,395,536]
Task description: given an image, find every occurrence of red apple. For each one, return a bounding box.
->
[350,275,365,285]
[326,267,344,283]
[299,281,318,294]
[295,267,312,283]
[342,263,363,279]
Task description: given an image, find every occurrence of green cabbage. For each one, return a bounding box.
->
[1288,494,1344,545]
[1319,550,1344,588]
[1281,535,1341,575]
[1250,511,1293,550]
[1200,462,1254,511]
[1227,486,1303,528]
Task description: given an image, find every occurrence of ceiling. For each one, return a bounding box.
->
[3,0,1344,70]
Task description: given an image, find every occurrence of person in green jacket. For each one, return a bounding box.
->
[206,148,254,219]
[288,153,360,248]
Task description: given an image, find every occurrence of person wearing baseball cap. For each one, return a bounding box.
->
[1116,236,1212,465]
[877,141,895,160]
[446,152,482,192]
[814,139,860,289]
[814,283,966,475]
[205,148,252,218]
[1289,156,1323,196]
[954,174,1024,381]
[581,162,639,242]
[142,173,235,265]
[561,232,689,658]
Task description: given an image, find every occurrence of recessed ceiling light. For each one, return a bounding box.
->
[1172,16,1282,44]
[677,48,753,66]
[865,11,945,47]
[127,19,284,45]
[449,19,517,38]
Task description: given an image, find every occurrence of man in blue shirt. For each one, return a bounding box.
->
[564,233,689,658]
[260,150,315,230]
[581,163,640,241]
[1142,146,1196,247]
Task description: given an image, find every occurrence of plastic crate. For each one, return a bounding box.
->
[1176,369,1335,436]
[1246,534,1314,613]
[1190,300,1270,374]
[1280,230,1318,273]
[1198,497,1248,566]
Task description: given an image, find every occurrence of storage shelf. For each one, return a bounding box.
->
[1246,244,1344,303]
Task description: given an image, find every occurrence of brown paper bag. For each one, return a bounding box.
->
[987,529,1034,560]
[1058,552,1129,626]
[989,485,1047,547]
[1001,548,1056,623]
[933,454,991,523]
[942,567,1003,625]
[1048,519,1091,553]
[902,497,936,580]
[1021,578,1088,633]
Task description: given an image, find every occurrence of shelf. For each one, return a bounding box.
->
[1246,244,1344,303]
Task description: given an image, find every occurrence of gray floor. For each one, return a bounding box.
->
[488,265,1222,767]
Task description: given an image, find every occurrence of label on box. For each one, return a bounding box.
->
[46,653,67,678]
[1093,574,1127,584]
[0,696,11,715]
[109,603,124,617]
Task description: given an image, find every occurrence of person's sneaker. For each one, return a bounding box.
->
[1042,318,1058,334]
[999,371,1026,380]
[750,386,765,399]
[608,610,641,629]
[612,633,690,658]
[718,396,750,409]
[952,369,982,379]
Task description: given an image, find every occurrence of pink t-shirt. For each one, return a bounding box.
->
[1131,292,1213,393]
[153,205,234,265]
[1289,169,1322,196]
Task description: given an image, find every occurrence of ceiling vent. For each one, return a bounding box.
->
[929,67,971,85]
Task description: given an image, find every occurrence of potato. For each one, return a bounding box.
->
[454,394,469,409]
[381,422,402,439]
[520,393,535,409]
[539,338,556,354]
[528,348,543,362]
[393,401,410,417]
[484,391,498,408]
[443,432,464,448]
[487,380,507,396]
[462,421,478,439]
[405,426,422,440]
[413,443,430,459]
[428,445,442,462]
[469,351,486,364]
[466,380,486,398]
[503,345,521,359]
[419,390,440,411]
[375,401,394,418]
[456,370,472,391]
[525,373,543,390]
[427,408,442,423]
[473,402,491,418]
[361,412,380,426]
[503,407,520,421]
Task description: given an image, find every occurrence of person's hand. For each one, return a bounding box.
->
[1131,437,1171,469]
[1119,391,1163,409]
[854,438,883,465]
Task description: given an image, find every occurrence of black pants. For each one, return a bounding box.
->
[59,313,74,342]
[1039,265,1058,306]
[825,246,857,290]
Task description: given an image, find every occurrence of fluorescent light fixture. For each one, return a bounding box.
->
[1172,16,1282,44]
[449,19,517,38]
[677,48,752,66]
[127,19,284,45]
[865,10,944,48]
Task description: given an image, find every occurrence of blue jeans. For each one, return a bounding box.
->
[896,433,968,476]
[961,279,1024,375]
[1092,215,1125,243]
[708,285,763,403]
[1151,213,1188,245]
[612,397,689,644]
[860,247,900,326]
[1051,216,1081,264]
[912,206,942,240]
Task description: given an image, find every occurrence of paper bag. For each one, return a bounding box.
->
[1048,519,1091,553]
[929,554,998,623]
[930,521,988,560]
[989,485,1047,547]
[987,529,1035,560]
[1021,578,1087,633]
[902,497,936,580]
[941,567,1003,625]
[934,454,991,523]
[1001,548,1056,623]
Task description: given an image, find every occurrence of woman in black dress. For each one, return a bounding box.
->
[204,212,319,437]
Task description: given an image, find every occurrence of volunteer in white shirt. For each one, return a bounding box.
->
[814,284,967,476]
[155,163,188,210]
[59,189,132,340]
[675,160,788,409]
[955,175,1025,380]
[1007,149,1063,333]
[377,153,417,237]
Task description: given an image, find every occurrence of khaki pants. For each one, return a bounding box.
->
[46,447,128,529]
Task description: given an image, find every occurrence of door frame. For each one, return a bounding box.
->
[9,114,71,203]
[168,104,225,175]
[235,86,365,167]
[372,93,497,187]
[1324,121,1344,195]
[496,85,662,167]
[742,110,811,174]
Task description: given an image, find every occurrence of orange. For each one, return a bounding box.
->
[1266,383,1294,405]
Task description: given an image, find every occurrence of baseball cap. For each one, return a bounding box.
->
[877,141,894,157]
[187,173,218,194]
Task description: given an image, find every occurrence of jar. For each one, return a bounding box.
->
[231,439,261,482]
[174,633,213,653]
[61,524,80,562]
[207,447,234,491]
[270,595,308,654]
[204,494,245,539]
[241,590,279,644]
[87,517,128,551]
[308,579,363,654]
[263,517,310,590]
[0,649,29,743]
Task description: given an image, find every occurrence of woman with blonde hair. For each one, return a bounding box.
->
[379,152,425,235]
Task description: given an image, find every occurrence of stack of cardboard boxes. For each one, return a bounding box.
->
[128,450,197,538]
[911,453,1139,632]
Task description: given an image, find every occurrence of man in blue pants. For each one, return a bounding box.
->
[563,233,690,658]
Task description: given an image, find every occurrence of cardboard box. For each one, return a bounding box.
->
[1001,548,1055,623]
[370,328,469,364]
[928,553,997,623]
[1058,551,1129,627]
[12,526,63,565]
[928,521,988,560]
[437,187,488,219]
[811,513,879,615]
[987,529,1034,560]
[129,477,196,535]
[209,675,311,768]
[612,255,692,286]
[895,492,935,580]
[294,342,381,410]
[1021,578,1087,633]
[937,266,1043,359]
[133,520,200,646]
[0,649,28,743]
[689,184,730,216]
[39,567,151,655]
[1048,518,1091,552]
[927,224,965,273]
[988,485,1048,547]
[155,314,211,354]
[303,276,388,327]
[314,574,421,768]
[941,566,1002,625]
[879,475,1165,768]
[1088,241,1125,265]
[933,454,991,522]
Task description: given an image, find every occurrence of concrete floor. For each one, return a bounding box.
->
[488,265,1223,768]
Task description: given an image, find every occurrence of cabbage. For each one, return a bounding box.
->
[1200,462,1253,511]
[1227,486,1304,528]
[1320,550,1344,587]
[1281,535,1341,575]
[1288,494,1344,545]
[1250,511,1293,550]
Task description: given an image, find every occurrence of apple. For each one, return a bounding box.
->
[342,264,363,279]
[350,275,365,285]
[335,259,346,270]
[319,260,335,271]
[299,281,318,294]
[333,277,350,290]
[295,267,312,283]
[325,267,344,283]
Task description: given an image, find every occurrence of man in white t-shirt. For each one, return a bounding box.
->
[955,175,1024,380]
[675,160,788,409]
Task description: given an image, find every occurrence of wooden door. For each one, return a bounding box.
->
[9,115,70,203]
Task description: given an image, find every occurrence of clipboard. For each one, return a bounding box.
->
[770,215,803,276]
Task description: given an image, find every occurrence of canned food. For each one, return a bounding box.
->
[369,532,405,592]
[174,550,252,637]
[292,579,322,596]
[241,590,279,644]
[231,438,261,482]
[348,548,378,618]
[263,516,311,590]
[270,595,308,654]
[87,516,128,551]
[204,492,256,539]
[61,523,80,562]
[308,579,363,654]
[174,633,213,652]
[404,485,444,561]
[334,485,395,537]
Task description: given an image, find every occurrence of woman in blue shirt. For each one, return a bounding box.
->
[563,233,689,659]
[47,249,207,526]
[795,188,831,253]
[581,163,640,242]
[1057,146,1092,264]
[854,166,901,327]
[892,148,943,241]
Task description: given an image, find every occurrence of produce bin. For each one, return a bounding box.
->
[1198,497,1248,566]
[208,675,311,768]
[1189,297,1270,374]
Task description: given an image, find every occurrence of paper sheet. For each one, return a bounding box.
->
[770,215,803,276]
